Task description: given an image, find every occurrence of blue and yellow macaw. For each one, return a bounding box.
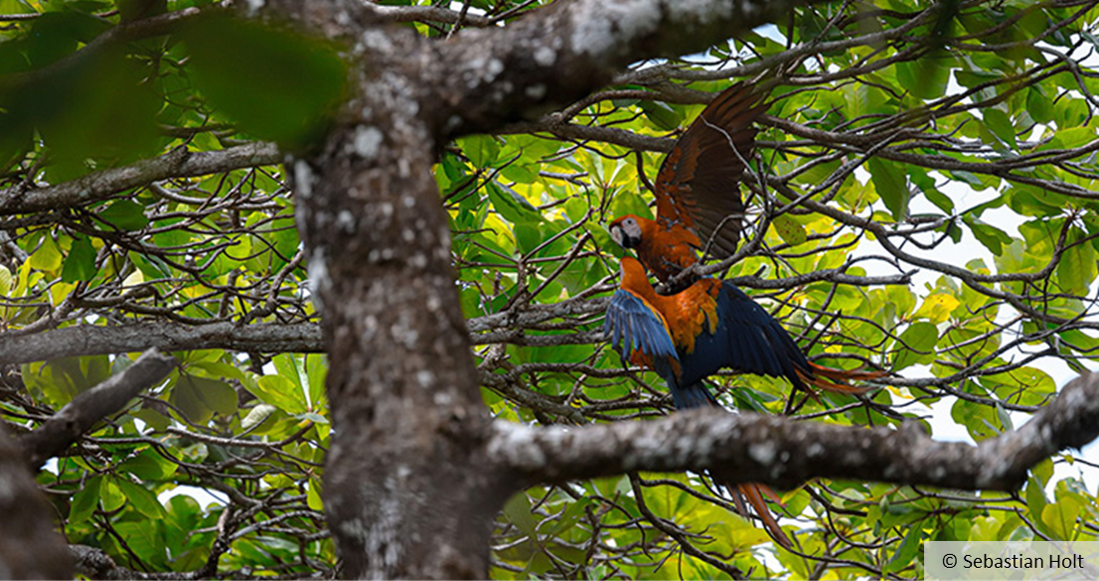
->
[604,256,884,548]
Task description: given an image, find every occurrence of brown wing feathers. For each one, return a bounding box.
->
[656,83,769,260]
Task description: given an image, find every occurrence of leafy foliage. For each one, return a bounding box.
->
[1,0,1098,579]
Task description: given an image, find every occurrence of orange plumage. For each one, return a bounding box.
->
[609,83,768,286]
[607,257,886,549]
[619,256,720,355]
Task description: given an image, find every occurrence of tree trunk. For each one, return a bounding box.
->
[286,15,507,575]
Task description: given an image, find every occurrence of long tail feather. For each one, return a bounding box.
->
[797,362,886,395]
[679,381,794,548]
[729,482,792,549]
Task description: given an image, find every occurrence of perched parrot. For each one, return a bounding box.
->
[608,83,768,287]
[604,257,885,548]
[606,257,879,402]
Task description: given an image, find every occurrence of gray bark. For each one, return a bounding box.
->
[0,142,278,214]
[490,372,1099,491]
[0,422,72,579]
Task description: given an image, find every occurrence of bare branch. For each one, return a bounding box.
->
[0,142,280,215]
[0,322,322,365]
[20,348,176,467]
[491,372,1099,492]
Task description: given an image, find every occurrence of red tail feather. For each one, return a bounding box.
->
[729,482,792,549]
[798,362,886,395]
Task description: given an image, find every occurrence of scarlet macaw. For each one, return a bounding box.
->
[604,257,883,548]
[608,83,768,286]
[606,82,882,394]
[606,257,876,402]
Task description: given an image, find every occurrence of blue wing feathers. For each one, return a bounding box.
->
[669,280,813,391]
[604,290,679,366]
[606,276,817,409]
[720,281,812,389]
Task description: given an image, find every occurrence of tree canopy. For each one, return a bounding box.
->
[1,0,1099,578]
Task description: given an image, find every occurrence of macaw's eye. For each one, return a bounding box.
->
[622,219,642,240]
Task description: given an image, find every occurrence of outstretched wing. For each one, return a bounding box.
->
[716,281,812,385]
[604,289,679,368]
[677,279,812,390]
[653,83,768,259]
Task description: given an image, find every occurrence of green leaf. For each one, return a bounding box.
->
[1025,474,1048,522]
[100,477,125,512]
[910,169,953,213]
[296,411,329,424]
[1038,127,1096,152]
[0,265,10,296]
[114,477,168,519]
[983,107,1016,147]
[893,322,939,370]
[182,15,347,151]
[461,134,501,167]
[68,475,102,525]
[884,521,922,573]
[241,403,277,431]
[252,375,308,415]
[305,354,327,411]
[487,182,543,225]
[994,402,1014,432]
[896,58,950,100]
[1027,85,1054,123]
[1056,98,1088,129]
[170,373,238,423]
[28,235,62,272]
[1041,495,1083,540]
[6,39,158,179]
[118,449,177,481]
[503,493,539,536]
[772,214,807,246]
[638,100,683,131]
[1057,227,1097,294]
[963,215,1012,256]
[913,293,959,323]
[61,235,97,282]
[868,158,909,221]
[307,476,324,511]
[98,200,149,231]
[114,521,164,565]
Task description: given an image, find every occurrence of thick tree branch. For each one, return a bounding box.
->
[0,322,323,365]
[20,348,176,468]
[69,542,238,581]
[70,545,148,581]
[0,142,279,215]
[491,372,1099,492]
[425,0,802,138]
[373,4,495,27]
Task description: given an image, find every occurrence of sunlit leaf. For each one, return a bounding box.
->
[893,322,939,370]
